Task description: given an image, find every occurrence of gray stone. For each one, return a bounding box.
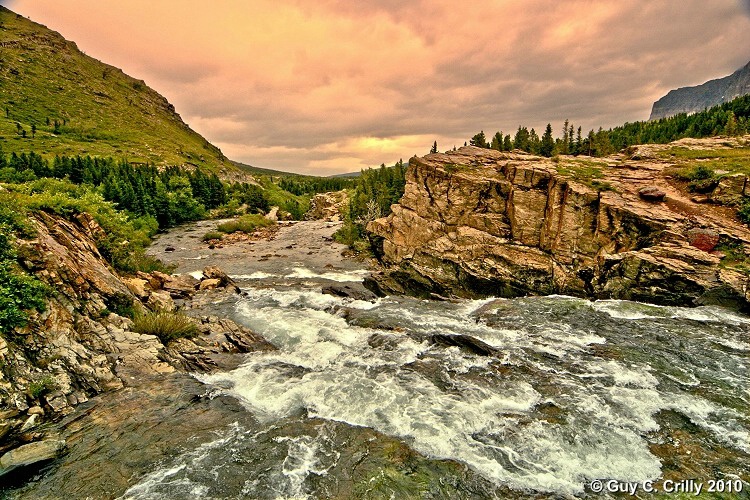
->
[0,439,66,476]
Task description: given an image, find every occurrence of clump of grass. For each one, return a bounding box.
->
[673,165,718,192]
[27,375,58,399]
[202,231,223,242]
[556,162,616,192]
[132,311,198,344]
[216,214,274,234]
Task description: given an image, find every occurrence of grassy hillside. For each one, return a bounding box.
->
[231,160,304,178]
[0,7,235,176]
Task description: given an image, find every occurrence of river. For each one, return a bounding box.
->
[10,220,750,498]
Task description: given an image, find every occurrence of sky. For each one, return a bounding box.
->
[6,1,750,175]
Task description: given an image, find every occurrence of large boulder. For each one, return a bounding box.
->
[0,439,66,477]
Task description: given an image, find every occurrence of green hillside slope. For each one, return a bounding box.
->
[0,6,235,175]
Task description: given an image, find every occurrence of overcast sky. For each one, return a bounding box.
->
[7,1,750,175]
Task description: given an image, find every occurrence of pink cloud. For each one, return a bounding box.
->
[8,0,750,174]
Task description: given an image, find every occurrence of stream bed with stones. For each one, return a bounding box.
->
[7,220,749,499]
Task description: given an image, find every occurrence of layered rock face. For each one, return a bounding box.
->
[305,190,349,222]
[1,212,271,471]
[367,139,750,309]
[649,61,750,120]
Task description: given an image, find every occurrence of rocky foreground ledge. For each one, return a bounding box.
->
[0,212,272,480]
[368,136,750,309]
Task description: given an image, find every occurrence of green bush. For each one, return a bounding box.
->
[202,231,224,241]
[132,312,199,344]
[0,193,48,333]
[738,199,750,225]
[217,214,274,234]
[0,262,49,332]
[105,292,137,319]
[27,375,58,399]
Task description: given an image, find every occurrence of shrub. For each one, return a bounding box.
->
[132,311,198,344]
[202,231,223,242]
[27,375,58,399]
[738,199,750,225]
[106,292,137,319]
[217,214,274,234]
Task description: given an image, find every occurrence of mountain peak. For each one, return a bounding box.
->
[649,61,750,120]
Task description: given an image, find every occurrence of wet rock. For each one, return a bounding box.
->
[638,185,666,201]
[162,274,199,298]
[429,334,498,357]
[0,439,66,477]
[202,266,233,287]
[321,284,377,301]
[199,278,222,290]
[164,316,276,372]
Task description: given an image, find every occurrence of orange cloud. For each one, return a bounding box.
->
[8,0,750,174]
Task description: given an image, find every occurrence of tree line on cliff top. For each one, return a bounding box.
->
[460,94,750,158]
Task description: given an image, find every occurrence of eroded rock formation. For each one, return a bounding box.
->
[367,138,750,309]
[305,190,349,222]
[0,212,272,474]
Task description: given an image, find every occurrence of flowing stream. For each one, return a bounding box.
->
[10,221,748,499]
[115,220,750,498]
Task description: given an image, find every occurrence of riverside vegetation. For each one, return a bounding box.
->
[1,3,750,496]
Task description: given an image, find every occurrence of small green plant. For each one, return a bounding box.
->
[202,231,224,242]
[132,311,198,344]
[27,375,58,399]
[106,292,137,319]
[738,199,750,225]
[217,214,274,234]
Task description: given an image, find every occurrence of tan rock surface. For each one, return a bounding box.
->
[368,140,750,308]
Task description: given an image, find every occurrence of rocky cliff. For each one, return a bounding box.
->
[650,61,750,120]
[367,137,750,309]
[0,211,272,476]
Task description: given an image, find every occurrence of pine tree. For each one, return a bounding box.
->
[540,124,554,157]
[470,131,488,148]
[560,120,569,155]
[430,141,438,154]
[491,131,503,150]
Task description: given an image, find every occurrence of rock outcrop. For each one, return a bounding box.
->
[0,211,272,470]
[305,190,349,221]
[367,138,750,309]
[650,61,750,120]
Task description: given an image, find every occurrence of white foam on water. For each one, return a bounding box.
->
[285,267,370,283]
[231,271,277,280]
[591,300,661,320]
[183,254,209,260]
[198,290,690,495]
[269,435,335,499]
[119,423,245,499]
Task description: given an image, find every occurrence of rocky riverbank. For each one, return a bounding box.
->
[367,136,750,309]
[0,212,273,483]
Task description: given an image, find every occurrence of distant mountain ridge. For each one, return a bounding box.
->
[650,61,750,120]
[0,6,240,177]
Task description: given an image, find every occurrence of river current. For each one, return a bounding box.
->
[117,252,750,498]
